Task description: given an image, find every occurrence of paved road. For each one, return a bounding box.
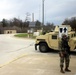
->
[0,50,76,75]
[0,34,35,67]
[0,34,76,75]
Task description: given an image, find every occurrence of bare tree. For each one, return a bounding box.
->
[25,12,31,22]
[62,17,76,31]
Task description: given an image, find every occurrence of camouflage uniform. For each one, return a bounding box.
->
[59,34,71,73]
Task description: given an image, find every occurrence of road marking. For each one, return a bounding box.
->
[0,53,27,68]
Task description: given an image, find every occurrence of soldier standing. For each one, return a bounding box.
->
[59,34,71,73]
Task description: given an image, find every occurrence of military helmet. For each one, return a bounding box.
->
[62,34,67,37]
[62,34,67,39]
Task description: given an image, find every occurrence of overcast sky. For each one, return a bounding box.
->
[0,0,76,25]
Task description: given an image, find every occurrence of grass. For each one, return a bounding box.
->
[14,33,36,39]
[14,33,28,37]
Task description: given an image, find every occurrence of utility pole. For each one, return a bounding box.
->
[42,0,45,33]
[32,13,34,22]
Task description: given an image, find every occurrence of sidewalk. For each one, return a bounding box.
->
[0,53,76,75]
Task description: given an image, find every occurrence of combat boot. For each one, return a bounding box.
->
[65,67,71,72]
[60,67,65,73]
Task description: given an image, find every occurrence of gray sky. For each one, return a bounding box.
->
[0,0,76,25]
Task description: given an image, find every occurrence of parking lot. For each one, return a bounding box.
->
[0,34,76,75]
[0,51,76,75]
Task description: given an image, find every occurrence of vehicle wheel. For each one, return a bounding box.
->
[39,43,48,52]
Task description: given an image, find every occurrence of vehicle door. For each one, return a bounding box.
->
[49,34,59,50]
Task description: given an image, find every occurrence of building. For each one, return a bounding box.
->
[0,27,17,34]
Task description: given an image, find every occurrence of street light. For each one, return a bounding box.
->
[42,0,45,33]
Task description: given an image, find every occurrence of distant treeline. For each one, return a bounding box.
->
[0,18,55,33]
[62,17,76,31]
[0,17,76,33]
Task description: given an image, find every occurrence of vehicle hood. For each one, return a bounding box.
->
[36,34,48,40]
[69,37,76,50]
[69,37,76,44]
[71,37,76,41]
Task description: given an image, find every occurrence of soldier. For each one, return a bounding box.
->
[59,34,71,73]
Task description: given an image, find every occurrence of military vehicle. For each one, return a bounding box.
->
[35,25,76,52]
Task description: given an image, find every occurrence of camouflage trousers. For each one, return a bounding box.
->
[60,53,70,68]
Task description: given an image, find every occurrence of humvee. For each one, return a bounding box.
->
[35,25,76,52]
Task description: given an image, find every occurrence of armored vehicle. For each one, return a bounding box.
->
[35,25,76,52]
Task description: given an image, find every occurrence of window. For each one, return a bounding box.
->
[75,33,76,36]
[68,35,70,39]
[71,34,73,38]
[73,34,75,37]
[52,35,57,39]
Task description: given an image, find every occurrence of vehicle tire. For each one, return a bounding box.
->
[39,43,48,53]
